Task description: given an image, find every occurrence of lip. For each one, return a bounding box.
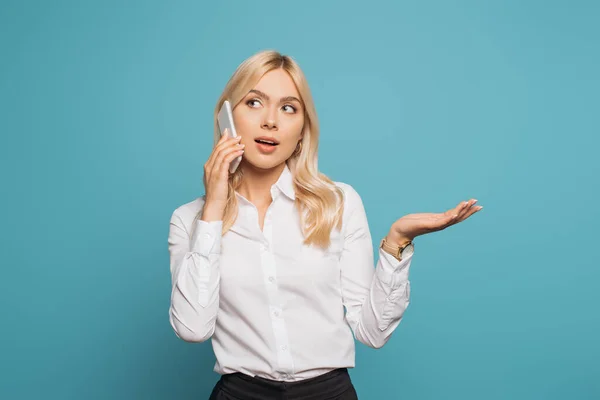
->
[254,136,280,145]
[255,141,278,154]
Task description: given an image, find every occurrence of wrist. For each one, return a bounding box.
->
[201,202,226,222]
[386,230,413,247]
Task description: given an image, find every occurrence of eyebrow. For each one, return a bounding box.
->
[248,89,302,104]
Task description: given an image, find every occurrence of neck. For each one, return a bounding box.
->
[237,162,286,207]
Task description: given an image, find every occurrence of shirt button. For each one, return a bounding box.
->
[281,345,287,351]
[273,310,280,317]
[203,233,211,240]
[268,276,275,283]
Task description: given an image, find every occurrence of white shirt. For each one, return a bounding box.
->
[167,163,414,382]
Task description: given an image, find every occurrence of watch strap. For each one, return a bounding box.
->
[380,237,413,261]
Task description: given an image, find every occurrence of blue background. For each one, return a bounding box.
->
[1,0,598,399]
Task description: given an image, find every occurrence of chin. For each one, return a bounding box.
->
[241,154,290,171]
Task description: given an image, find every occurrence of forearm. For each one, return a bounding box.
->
[169,253,220,342]
[339,184,414,349]
[168,215,222,342]
[351,248,413,349]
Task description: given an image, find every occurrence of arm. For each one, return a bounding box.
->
[168,211,222,342]
[340,186,413,349]
[167,128,243,342]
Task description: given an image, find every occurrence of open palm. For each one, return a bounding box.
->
[393,199,483,240]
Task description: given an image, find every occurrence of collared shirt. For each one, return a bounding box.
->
[167,163,414,382]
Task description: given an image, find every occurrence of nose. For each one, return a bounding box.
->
[262,119,277,130]
[261,109,278,130]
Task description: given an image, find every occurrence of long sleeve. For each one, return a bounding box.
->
[168,211,222,342]
[340,185,413,349]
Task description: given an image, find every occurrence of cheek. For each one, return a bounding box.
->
[233,110,257,135]
[284,115,305,137]
[283,119,304,152]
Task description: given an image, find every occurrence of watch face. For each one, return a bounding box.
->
[402,243,414,258]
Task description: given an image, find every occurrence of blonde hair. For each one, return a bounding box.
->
[198,50,344,249]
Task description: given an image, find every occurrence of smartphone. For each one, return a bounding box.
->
[217,100,242,173]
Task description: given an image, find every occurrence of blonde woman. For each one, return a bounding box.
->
[168,50,482,400]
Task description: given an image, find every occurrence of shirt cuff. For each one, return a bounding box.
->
[376,247,413,289]
[190,219,223,257]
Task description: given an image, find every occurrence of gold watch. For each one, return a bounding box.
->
[380,237,414,261]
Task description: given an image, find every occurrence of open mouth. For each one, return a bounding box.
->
[254,139,278,146]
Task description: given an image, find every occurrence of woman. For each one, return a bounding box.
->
[168,50,482,400]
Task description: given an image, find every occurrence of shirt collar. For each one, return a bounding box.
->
[230,163,295,239]
[235,163,296,204]
[274,163,296,200]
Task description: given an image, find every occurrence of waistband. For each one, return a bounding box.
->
[217,368,353,399]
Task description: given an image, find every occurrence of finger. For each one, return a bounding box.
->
[445,213,459,228]
[210,131,241,164]
[217,146,245,176]
[210,129,231,157]
[219,129,230,143]
[206,132,242,173]
[444,200,468,221]
[457,199,477,219]
[455,204,483,223]
[443,201,469,227]
[453,200,467,213]
[214,136,242,165]
[206,136,226,174]
[216,142,245,169]
[460,199,480,219]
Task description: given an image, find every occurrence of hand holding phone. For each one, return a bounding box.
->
[217,100,242,173]
[202,127,245,220]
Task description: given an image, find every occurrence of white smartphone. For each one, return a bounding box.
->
[217,100,242,173]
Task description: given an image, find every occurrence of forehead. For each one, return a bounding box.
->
[253,69,300,98]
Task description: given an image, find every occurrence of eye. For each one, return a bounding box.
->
[282,104,297,113]
[246,98,261,108]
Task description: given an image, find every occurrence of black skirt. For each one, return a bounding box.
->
[208,368,359,400]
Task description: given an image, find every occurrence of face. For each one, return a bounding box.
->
[232,68,305,171]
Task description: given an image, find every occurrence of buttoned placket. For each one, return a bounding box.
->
[260,186,295,380]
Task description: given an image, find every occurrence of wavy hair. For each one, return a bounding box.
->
[196,50,344,248]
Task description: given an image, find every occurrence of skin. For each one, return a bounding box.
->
[201,68,304,228]
[202,68,483,241]
[233,68,305,211]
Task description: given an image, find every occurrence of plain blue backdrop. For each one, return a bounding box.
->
[1,0,598,399]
